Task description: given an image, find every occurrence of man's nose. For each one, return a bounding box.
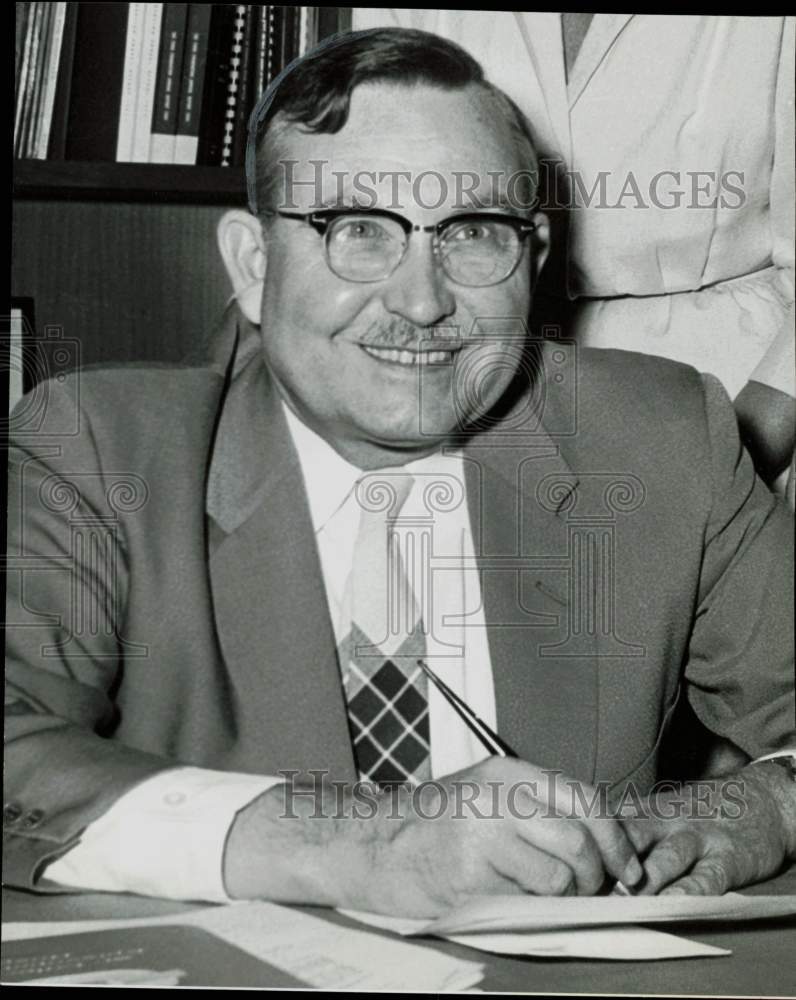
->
[380,237,457,326]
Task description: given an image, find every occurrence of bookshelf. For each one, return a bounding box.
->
[14,160,247,203]
[12,5,352,367]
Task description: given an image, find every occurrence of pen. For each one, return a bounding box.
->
[416,658,635,896]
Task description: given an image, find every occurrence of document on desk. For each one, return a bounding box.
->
[2,901,484,991]
[341,893,796,961]
[422,892,796,936]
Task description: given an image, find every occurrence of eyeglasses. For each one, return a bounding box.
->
[269,208,536,287]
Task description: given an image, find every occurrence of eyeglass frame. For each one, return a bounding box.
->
[263,207,538,287]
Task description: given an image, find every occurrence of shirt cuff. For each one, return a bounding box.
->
[44,767,281,902]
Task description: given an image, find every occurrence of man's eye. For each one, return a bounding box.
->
[335,218,390,241]
[446,222,495,243]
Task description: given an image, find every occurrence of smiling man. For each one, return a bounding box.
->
[5,29,795,916]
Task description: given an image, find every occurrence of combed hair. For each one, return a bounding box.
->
[246,27,537,215]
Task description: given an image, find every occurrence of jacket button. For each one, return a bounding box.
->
[22,809,45,828]
[3,803,22,824]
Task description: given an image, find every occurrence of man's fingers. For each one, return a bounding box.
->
[620,815,661,856]
[638,829,703,895]
[659,857,731,896]
[521,774,643,891]
[513,813,610,895]
[490,835,577,896]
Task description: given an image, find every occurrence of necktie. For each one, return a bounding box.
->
[339,472,431,788]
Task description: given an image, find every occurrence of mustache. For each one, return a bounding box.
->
[356,319,463,352]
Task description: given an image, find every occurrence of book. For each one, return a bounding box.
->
[15,1,42,157]
[14,2,31,110]
[47,1,78,159]
[197,3,239,166]
[264,5,277,90]
[35,1,67,158]
[149,3,188,163]
[26,0,53,157]
[66,2,130,161]
[254,4,270,103]
[130,2,164,161]
[0,925,306,987]
[116,3,147,162]
[222,5,249,167]
[173,3,212,165]
[232,4,254,166]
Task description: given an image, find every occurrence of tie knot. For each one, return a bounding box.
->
[354,470,414,525]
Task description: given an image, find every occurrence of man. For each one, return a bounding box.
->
[4,29,795,916]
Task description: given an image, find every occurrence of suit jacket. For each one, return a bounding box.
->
[5,309,794,889]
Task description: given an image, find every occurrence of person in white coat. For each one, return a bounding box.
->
[352,11,796,495]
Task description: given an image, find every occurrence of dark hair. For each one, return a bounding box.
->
[246,28,537,215]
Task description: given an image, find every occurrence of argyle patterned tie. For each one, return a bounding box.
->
[340,472,431,788]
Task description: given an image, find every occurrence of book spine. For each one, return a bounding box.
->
[47,1,78,159]
[29,0,55,157]
[265,5,277,87]
[196,4,238,166]
[15,2,31,107]
[116,3,147,162]
[18,2,44,157]
[14,1,37,155]
[254,5,269,101]
[298,6,317,57]
[131,3,163,161]
[36,1,67,158]
[149,2,187,163]
[279,5,297,75]
[222,5,248,168]
[65,3,129,161]
[173,3,212,165]
[232,5,254,167]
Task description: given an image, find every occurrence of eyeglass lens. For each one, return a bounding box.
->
[325,214,525,286]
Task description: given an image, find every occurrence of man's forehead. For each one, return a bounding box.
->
[271,81,532,214]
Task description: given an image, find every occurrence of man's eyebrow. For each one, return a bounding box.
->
[449,194,534,215]
[313,195,378,211]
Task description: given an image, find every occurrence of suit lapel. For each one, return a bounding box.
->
[463,375,600,783]
[207,355,357,781]
[568,14,634,109]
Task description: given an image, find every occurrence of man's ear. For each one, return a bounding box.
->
[217,210,267,324]
[530,210,551,287]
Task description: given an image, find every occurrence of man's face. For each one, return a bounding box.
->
[256,82,544,467]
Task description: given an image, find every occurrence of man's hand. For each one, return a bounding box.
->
[620,761,796,895]
[223,757,643,916]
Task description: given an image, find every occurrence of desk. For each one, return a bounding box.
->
[4,868,796,995]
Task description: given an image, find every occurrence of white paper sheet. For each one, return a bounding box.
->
[2,901,484,992]
[338,909,731,960]
[421,892,796,936]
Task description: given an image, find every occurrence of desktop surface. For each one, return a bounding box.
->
[3,866,796,994]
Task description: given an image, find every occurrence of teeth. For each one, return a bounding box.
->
[361,345,454,366]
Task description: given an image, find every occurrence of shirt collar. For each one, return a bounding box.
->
[282,401,464,533]
[282,402,362,533]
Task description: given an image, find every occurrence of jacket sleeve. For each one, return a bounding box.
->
[683,373,796,757]
[4,380,173,890]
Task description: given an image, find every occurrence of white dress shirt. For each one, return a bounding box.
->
[46,401,497,900]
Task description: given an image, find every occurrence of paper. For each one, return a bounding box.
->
[2,901,483,992]
[339,909,730,961]
[421,892,796,936]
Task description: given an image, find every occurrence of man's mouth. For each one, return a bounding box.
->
[359,344,458,367]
